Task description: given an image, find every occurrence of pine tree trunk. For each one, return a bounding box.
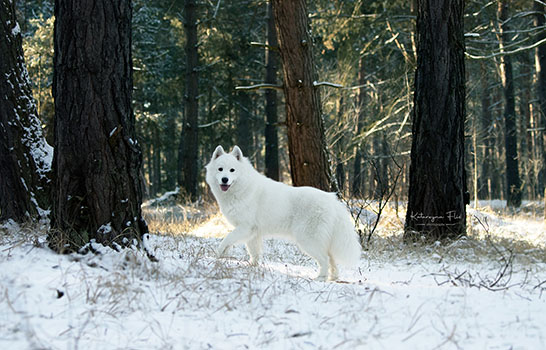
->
[534,1,546,216]
[152,126,161,195]
[164,114,177,190]
[0,0,52,222]
[271,0,332,191]
[404,0,467,241]
[498,1,521,208]
[264,1,279,181]
[180,0,199,201]
[237,91,252,155]
[520,55,534,200]
[335,96,345,194]
[49,0,147,251]
[352,57,366,198]
[479,61,494,200]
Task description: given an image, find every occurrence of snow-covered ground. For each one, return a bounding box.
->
[1,203,545,349]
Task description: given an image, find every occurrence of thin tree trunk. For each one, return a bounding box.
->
[0,0,52,222]
[520,54,534,200]
[479,61,494,201]
[372,92,386,200]
[177,107,185,189]
[237,91,252,156]
[264,1,279,181]
[271,0,332,191]
[180,0,199,201]
[472,110,479,208]
[498,1,521,208]
[165,114,177,190]
[352,56,366,198]
[335,96,345,194]
[534,0,546,217]
[404,0,467,241]
[152,125,161,195]
[50,0,147,252]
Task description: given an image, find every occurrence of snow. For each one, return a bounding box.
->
[144,187,181,207]
[313,81,344,88]
[97,223,113,235]
[11,22,21,37]
[1,204,545,349]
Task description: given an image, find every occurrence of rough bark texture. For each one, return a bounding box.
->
[271,0,332,191]
[404,0,467,241]
[498,1,521,208]
[50,0,147,251]
[180,0,199,201]
[0,0,51,222]
[264,1,279,181]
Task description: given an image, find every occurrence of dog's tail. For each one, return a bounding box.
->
[329,205,362,267]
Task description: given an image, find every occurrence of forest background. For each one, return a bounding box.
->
[16,0,546,208]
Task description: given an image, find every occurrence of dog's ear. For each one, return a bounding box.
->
[231,145,243,161]
[212,145,225,160]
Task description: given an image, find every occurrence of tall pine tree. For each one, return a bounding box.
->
[49,0,147,252]
[405,0,467,241]
[0,0,51,223]
[498,0,521,208]
[271,0,332,191]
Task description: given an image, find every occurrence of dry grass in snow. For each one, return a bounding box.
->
[0,200,545,349]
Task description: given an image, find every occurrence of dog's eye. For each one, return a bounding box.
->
[218,167,223,172]
[230,168,235,172]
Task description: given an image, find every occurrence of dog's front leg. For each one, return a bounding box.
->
[246,235,262,265]
[216,226,253,257]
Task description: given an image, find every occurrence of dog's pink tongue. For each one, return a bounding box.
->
[220,184,230,192]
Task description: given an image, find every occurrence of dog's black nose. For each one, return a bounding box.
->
[221,177,229,184]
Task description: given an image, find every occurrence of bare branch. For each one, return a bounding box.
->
[466,36,546,59]
[313,81,343,88]
[235,83,283,91]
[250,42,279,51]
[198,120,221,128]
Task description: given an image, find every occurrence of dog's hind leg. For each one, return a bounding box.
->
[328,253,339,281]
[306,248,329,281]
[245,235,262,265]
[294,224,332,280]
[295,238,329,280]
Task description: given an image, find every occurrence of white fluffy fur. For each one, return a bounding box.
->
[205,145,361,281]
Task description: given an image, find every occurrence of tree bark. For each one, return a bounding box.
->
[404,0,467,241]
[498,1,521,208]
[534,0,546,216]
[335,96,345,194]
[164,114,177,190]
[352,56,366,198]
[479,61,495,200]
[0,0,51,222]
[49,0,147,252]
[237,91,252,156]
[271,0,332,191]
[152,125,161,195]
[180,0,199,201]
[519,54,533,200]
[264,1,279,181]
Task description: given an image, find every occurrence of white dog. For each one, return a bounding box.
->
[205,145,361,281]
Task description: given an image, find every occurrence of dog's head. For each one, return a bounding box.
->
[205,145,245,194]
